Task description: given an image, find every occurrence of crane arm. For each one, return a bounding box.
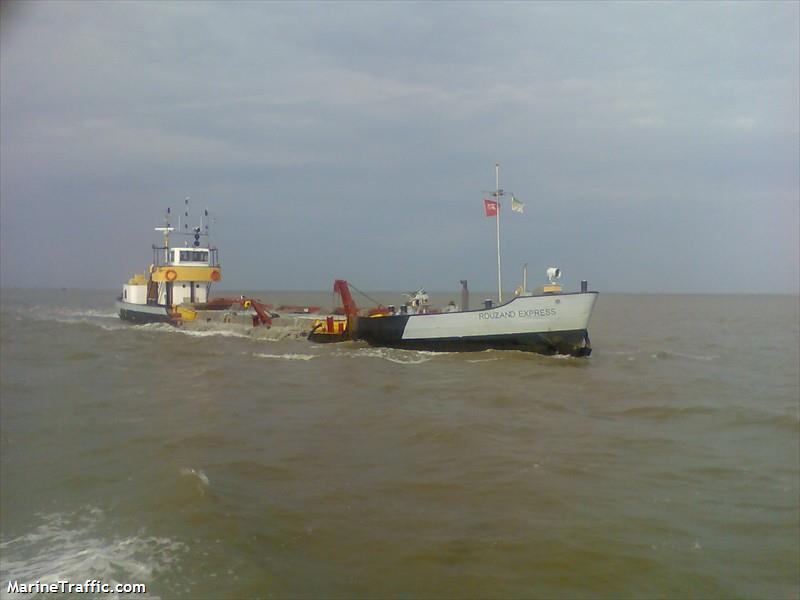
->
[333,279,359,317]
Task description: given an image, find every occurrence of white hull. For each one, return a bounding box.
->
[402,292,596,340]
[354,292,598,356]
[116,299,171,323]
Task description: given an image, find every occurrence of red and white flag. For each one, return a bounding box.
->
[483,198,498,217]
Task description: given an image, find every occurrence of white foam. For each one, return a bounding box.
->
[180,467,210,487]
[468,350,575,361]
[0,508,184,599]
[68,309,119,319]
[345,347,438,364]
[135,323,251,339]
[56,319,127,332]
[14,306,125,329]
[253,353,316,361]
[172,328,251,339]
[41,308,120,320]
[134,322,310,342]
[651,350,719,361]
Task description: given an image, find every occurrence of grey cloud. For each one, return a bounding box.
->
[1,1,797,293]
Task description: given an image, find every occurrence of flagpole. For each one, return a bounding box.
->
[496,162,502,303]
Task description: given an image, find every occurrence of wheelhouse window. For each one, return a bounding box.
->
[179,250,209,263]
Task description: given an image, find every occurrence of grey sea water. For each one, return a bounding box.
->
[1,289,798,600]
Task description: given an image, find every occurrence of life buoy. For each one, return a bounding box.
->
[210,270,221,282]
[243,300,252,309]
[165,269,178,281]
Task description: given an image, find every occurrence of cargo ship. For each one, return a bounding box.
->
[309,275,597,356]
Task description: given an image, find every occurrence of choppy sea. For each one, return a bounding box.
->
[1,289,798,599]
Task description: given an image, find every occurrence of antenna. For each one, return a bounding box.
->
[155,206,175,256]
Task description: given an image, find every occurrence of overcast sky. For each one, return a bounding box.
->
[1,1,798,294]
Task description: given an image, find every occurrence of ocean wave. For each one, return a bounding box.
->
[343,347,440,364]
[131,322,310,342]
[134,323,252,339]
[724,409,800,434]
[604,348,720,362]
[179,467,210,487]
[548,353,583,360]
[44,319,128,332]
[6,306,128,331]
[253,352,316,361]
[333,346,581,364]
[0,508,184,599]
[612,405,720,420]
[650,350,720,361]
[14,307,120,321]
[63,309,119,320]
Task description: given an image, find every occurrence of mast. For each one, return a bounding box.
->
[154,207,174,265]
[523,262,528,294]
[495,162,502,303]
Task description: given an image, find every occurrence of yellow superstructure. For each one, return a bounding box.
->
[150,265,222,282]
